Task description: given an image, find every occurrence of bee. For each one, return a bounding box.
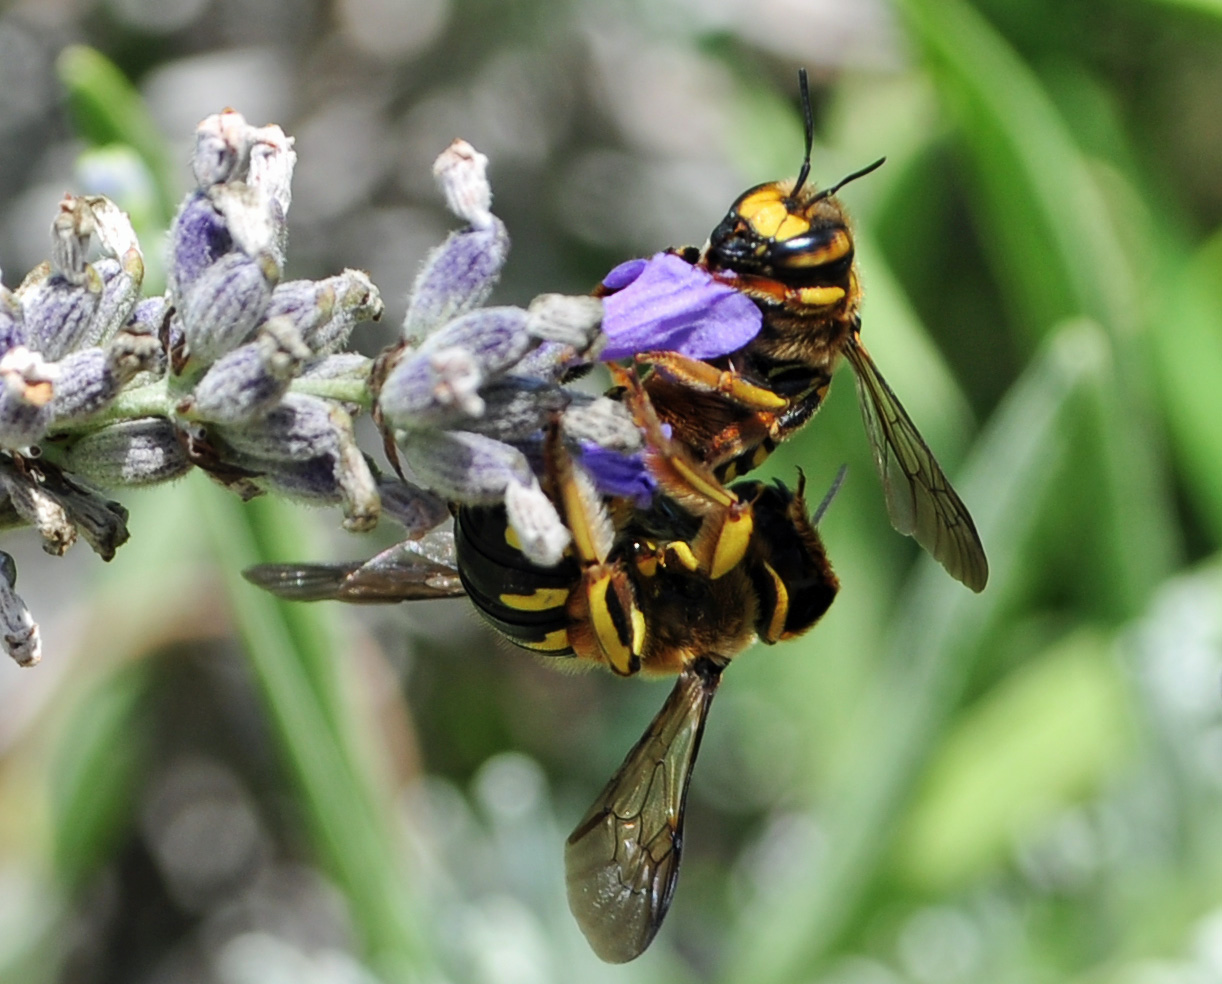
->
[628,69,988,592]
[246,377,840,963]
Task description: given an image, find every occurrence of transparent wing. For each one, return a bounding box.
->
[565,659,723,963]
[243,534,465,603]
[844,335,988,592]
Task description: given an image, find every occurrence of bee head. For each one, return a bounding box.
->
[705,68,883,290]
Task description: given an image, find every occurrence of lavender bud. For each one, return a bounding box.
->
[62,418,191,487]
[512,340,590,384]
[376,475,449,538]
[299,352,372,381]
[50,331,163,424]
[185,317,309,423]
[191,110,255,188]
[49,196,94,285]
[463,377,569,442]
[0,285,26,355]
[560,395,642,452]
[92,255,145,345]
[525,294,604,349]
[247,124,297,224]
[18,264,103,361]
[218,392,339,461]
[0,552,39,667]
[168,194,234,301]
[398,428,533,503]
[267,269,382,355]
[0,347,56,448]
[179,251,274,365]
[504,477,570,567]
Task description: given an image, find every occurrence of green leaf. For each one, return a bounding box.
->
[896,628,1132,891]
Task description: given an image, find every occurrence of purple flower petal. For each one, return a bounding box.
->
[600,252,762,362]
[577,443,656,507]
[601,258,648,292]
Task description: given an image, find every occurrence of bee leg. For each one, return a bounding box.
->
[635,351,788,410]
[609,366,754,579]
[543,425,645,676]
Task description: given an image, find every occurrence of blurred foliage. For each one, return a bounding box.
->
[0,0,1221,982]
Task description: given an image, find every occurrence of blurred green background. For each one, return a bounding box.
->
[2,0,1222,981]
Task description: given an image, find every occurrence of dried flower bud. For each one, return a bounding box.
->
[209,183,280,265]
[62,418,192,487]
[49,196,94,286]
[185,317,310,423]
[433,139,493,230]
[0,462,75,555]
[504,476,570,567]
[525,294,604,349]
[0,347,57,448]
[560,395,642,452]
[0,552,39,667]
[247,123,297,223]
[34,466,130,561]
[92,255,145,346]
[192,110,255,188]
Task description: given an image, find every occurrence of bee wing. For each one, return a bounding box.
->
[844,335,988,592]
[565,659,723,963]
[243,536,465,603]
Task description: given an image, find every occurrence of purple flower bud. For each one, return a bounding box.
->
[0,347,56,448]
[402,220,509,342]
[267,269,382,355]
[599,252,762,361]
[168,193,234,300]
[462,377,569,443]
[217,392,339,461]
[379,307,534,427]
[184,317,309,423]
[0,287,26,355]
[62,418,192,487]
[511,339,589,384]
[179,252,274,366]
[50,331,163,424]
[0,552,39,667]
[398,428,534,504]
[18,265,104,361]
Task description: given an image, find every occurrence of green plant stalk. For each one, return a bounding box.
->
[196,482,433,983]
[721,321,1111,984]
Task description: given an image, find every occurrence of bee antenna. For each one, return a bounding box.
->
[789,67,815,201]
[813,157,886,203]
[811,464,848,525]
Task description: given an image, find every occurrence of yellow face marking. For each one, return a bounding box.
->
[629,606,646,656]
[750,445,771,469]
[760,561,790,643]
[635,553,658,578]
[499,587,570,611]
[710,510,753,580]
[588,575,634,675]
[796,285,846,307]
[774,213,810,242]
[504,525,522,551]
[664,542,699,571]
[520,628,570,652]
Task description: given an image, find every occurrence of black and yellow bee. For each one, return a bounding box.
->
[628,69,988,592]
[247,374,839,963]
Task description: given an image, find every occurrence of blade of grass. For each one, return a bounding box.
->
[193,483,434,984]
[721,319,1112,984]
